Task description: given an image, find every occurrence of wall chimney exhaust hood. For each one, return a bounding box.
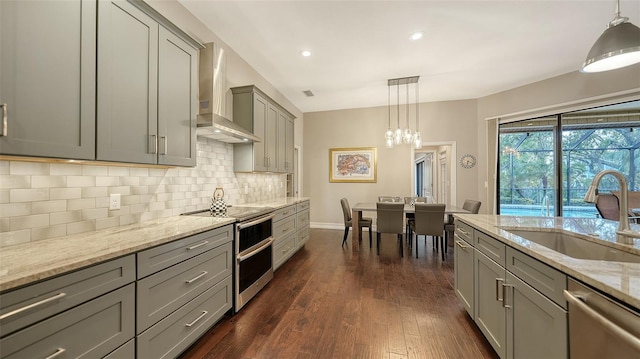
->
[197,43,261,143]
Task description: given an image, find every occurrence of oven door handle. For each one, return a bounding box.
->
[563,290,640,352]
[237,237,274,263]
[237,213,275,229]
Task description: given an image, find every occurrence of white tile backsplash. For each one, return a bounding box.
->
[0,138,287,247]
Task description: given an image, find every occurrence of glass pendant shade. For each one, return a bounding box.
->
[385,137,394,148]
[413,132,422,149]
[403,127,413,143]
[581,2,640,73]
[394,128,403,145]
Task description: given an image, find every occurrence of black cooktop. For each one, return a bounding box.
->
[181,206,274,222]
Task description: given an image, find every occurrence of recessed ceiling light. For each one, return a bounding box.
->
[301,50,311,57]
[409,32,423,41]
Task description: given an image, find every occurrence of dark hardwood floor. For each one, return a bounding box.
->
[179,229,499,359]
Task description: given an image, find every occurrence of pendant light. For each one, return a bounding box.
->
[393,84,402,145]
[384,76,421,148]
[581,0,640,73]
[385,85,394,148]
[413,83,422,149]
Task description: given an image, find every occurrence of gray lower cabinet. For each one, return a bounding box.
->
[0,0,96,159]
[458,221,568,359]
[97,0,198,166]
[0,283,135,359]
[136,225,234,358]
[273,201,311,270]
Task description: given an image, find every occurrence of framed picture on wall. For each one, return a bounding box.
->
[329,147,377,183]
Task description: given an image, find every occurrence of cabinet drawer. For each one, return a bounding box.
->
[0,283,134,359]
[506,247,567,309]
[137,276,232,359]
[0,255,135,337]
[137,242,233,333]
[273,205,296,222]
[296,209,310,229]
[273,214,296,239]
[137,225,233,279]
[296,201,310,212]
[455,221,474,243]
[274,232,296,270]
[475,230,506,266]
[297,227,310,247]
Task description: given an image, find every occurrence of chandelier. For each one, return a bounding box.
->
[384,76,422,149]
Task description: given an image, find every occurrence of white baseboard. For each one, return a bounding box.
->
[310,222,377,231]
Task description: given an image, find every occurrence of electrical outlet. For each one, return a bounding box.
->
[268,185,272,192]
[244,184,249,194]
[109,194,121,210]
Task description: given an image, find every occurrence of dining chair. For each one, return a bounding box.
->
[444,200,481,243]
[404,196,427,238]
[376,202,405,257]
[378,196,401,203]
[410,203,446,259]
[341,198,373,247]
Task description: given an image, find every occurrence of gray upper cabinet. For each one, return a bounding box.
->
[0,0,96,159]
[232,85,295,173]
[97,0,198,166]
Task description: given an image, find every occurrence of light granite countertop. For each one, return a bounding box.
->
[0,197,310,292]
[454,214,640,309]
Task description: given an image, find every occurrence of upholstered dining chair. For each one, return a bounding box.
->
[376,202,405,257]
[404,196,427,238]
[596,193,620,221]
[444,200,481,244]
[378,196,402,203]
[410,203,446,259]
[341,198,373,247]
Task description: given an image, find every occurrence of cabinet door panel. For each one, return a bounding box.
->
[97,0,158,164]
[507,272,567,359]
[0,0,95,159]
[285,116,294,172]
[253,94,268,171]
[266,103,278,170]
[454,234,474,318]
[158,26,197,166]
[475,249,506,358]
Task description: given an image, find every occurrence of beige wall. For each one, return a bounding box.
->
[476,64,640,214]
[304,100,478,228]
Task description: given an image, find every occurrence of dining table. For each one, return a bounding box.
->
[350,202,471,252]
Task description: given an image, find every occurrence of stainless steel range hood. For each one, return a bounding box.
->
[197,43,261,143]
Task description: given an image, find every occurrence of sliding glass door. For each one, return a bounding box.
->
[498,100,640,217]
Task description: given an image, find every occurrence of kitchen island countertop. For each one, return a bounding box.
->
[0,197,310,292]
[454,214,640,309]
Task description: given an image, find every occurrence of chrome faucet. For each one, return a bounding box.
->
[584,169,638,245]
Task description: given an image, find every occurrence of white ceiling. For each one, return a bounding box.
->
[178,0,640,113]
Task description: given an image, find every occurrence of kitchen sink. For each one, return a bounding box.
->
[504,229,640,263]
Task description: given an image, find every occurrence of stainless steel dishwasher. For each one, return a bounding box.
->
[564,278,640,358]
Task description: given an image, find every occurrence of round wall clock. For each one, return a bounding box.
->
[460,154,476,169]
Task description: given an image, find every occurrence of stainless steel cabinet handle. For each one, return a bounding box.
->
[160,136,167,155]
[456,228,469,236]
[44,348,66,359]
[496,278,504,302]
[0,292,67,321]
[563,290,640,352]
[503,283,514,308]
[150,134,158,154]
[185,310,208,328]
[0,103,7,137]
[455,239,469,249]
[185,271,208,284]
[186,240,209,251]
[237,237,274,262]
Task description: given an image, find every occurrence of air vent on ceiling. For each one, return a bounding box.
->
[303,90,314,97]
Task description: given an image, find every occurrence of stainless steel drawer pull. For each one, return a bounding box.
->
[44,348,66,359]
[0,292,67,321]
[186,240,209,250]
[456,228,469,236]
[503,283,514,308]
[455,239,469,249]
[496,278,504,302]
[150,134,158,154]
[185,271,208,284]
[0,103,7,137]
[160,136,167,155]
[185,310,208,328]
